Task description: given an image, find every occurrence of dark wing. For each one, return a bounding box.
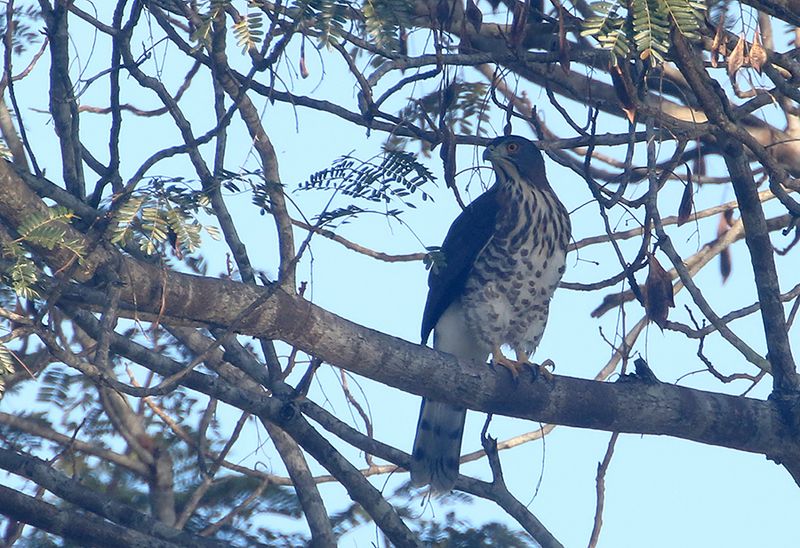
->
[421,186,499,344]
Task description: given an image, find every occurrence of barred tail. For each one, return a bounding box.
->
[410,398,466,493]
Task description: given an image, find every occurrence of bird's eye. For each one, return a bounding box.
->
[506,142,519,153]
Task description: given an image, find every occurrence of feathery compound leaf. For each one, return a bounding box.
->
[662,0,702,40]
[8,256,39,299]
[140,204,169,255]
[581,2,630,60]
[632,0,670,61]
[190,0,230,47]
[4,206,85,292]
[0,344,14,376]
[233,12,264,53]
[0,343,12,400]
[362,0,414,51]
[386,82,491,151]
[290,0,350,46]
[582,0,704,63]
[165,208,203,255]
[109,181,216,257]
[17,206,79,249]
[294,149,437,216]
[110,195,147,246]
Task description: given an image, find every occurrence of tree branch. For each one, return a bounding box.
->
[671,32,799,395]
[0,447,225,547]
[0,483,182,548]
[1,156,797,474]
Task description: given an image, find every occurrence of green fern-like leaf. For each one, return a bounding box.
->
[582,0,704,63]
[0,343,11,399]
[387,82,491,151]
[582,2,631,60]
[110,195,147,247]
[17,206,80,250]
[190,18,214,45]
[233,13,264,53]
[0,344,14,377]
[362,0,413,51]
[291,0,350,46]
[60,237,88,264]
[109,182,214,257]
[8,256,39,299]
[632,0,670,61]
[0,140,13,161]
[296,149,437,213]
[165,208,202,254]
[0,342,15,399]
[37,366,77,408]
[662,0,703,40]
[189,0,231,47]
[141,204,169,255]
[205,225,221,241]
[0,206,84,298]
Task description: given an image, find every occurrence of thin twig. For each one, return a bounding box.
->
[588,432,619,548]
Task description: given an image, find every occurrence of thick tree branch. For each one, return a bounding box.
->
[75,308,561,547]
[720,147,799,393]
[0,158,798,477]
[0,412,149,475]
[0,447,225,547]
[261,423,338,546]
[671,32,799,395]
[38,0,85,198]
[169,326,337,545]
[79,318,420,547]
[0,483,182,548]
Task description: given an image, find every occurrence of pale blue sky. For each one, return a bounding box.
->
[4,3,800,546]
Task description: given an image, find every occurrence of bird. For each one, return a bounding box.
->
[410,135,571,493]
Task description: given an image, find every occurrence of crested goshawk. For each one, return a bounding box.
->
[410,135,571,492]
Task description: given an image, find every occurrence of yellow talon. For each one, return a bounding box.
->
[537,358,555,381]
[491,346,527,379]
[491,346,556,382]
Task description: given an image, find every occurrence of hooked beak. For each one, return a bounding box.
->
[482,146,495,162]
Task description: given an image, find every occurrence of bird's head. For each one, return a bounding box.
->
[482,135,547,188]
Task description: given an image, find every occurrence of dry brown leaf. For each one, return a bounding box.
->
[717,209,731,235]
[727,33,746,78]
[722,208,735,228]
[509,0,529,48]
[465,0,482,32]
[436,0,453,27]
[677,178,693,226]
[720,247,732,282]
[558,5,570,74]
[717,210,734,282]
[711,13,726,68]
[399,27,408,56]
[300,41,310,79]
[750,27,767,74]
[610,63,636,123]
[299,56,309,79]
[643,254,675,329]
[695,147,706,177]
[439,130,457,189]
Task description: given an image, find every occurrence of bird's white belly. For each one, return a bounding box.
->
[464,244,567,354]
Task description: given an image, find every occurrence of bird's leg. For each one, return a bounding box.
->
[517,349,555,382]
[490,345,525,379]
[491,347,556,381]
[534,357,556,381]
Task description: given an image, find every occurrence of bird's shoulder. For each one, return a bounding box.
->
[420,186,500,343]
